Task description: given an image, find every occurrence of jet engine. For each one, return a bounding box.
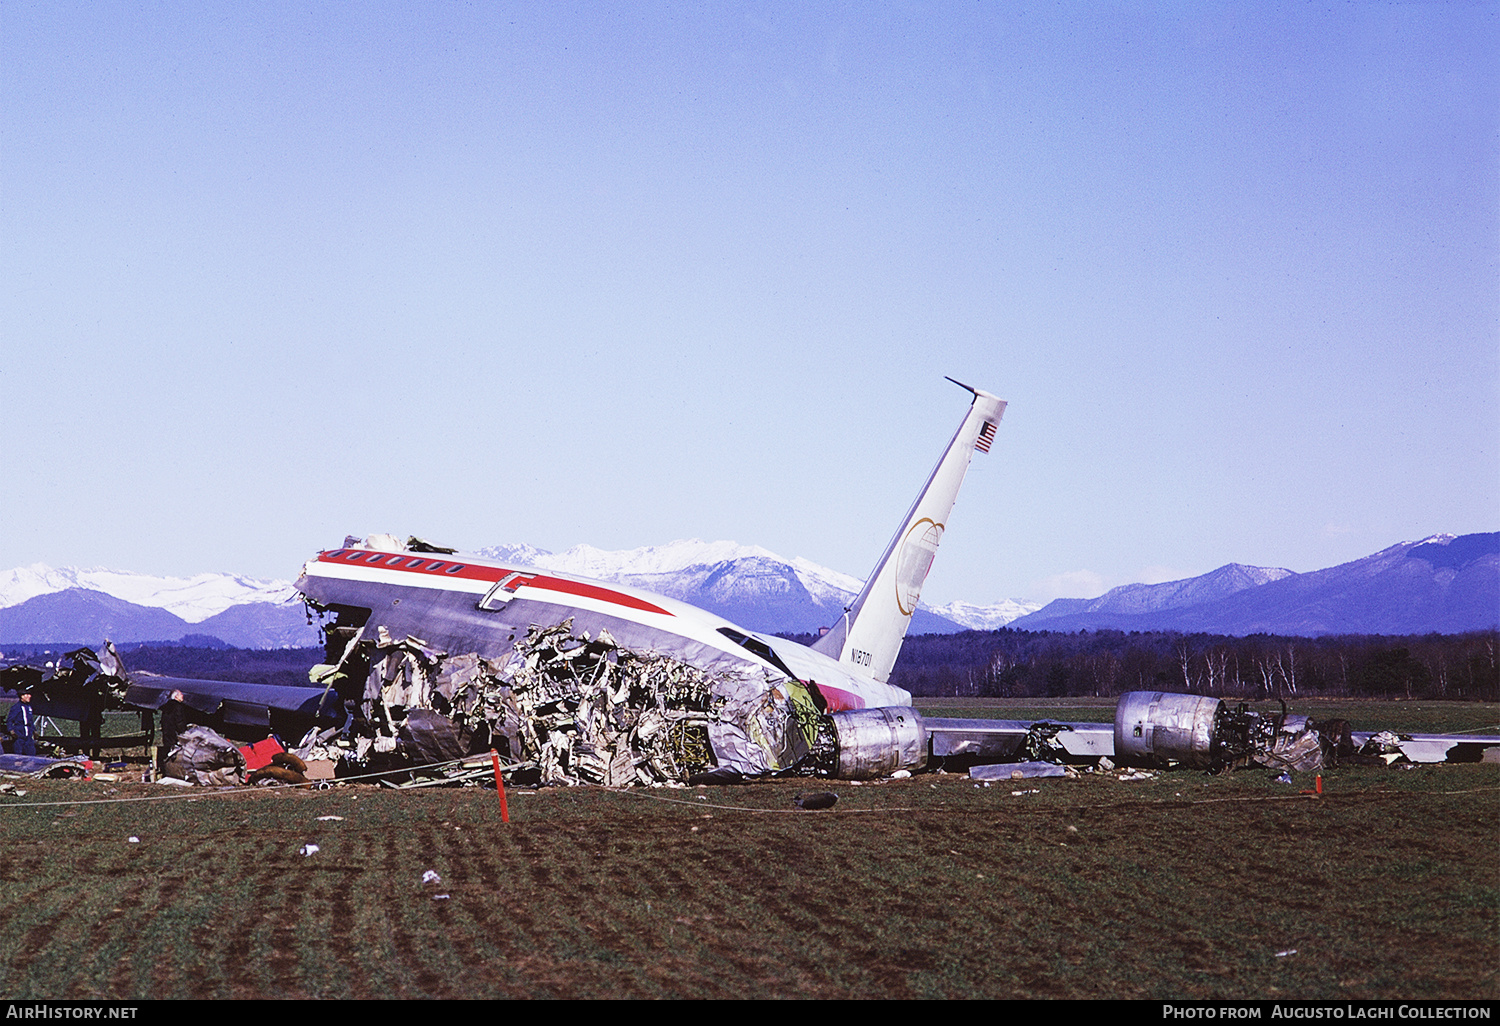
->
[825,707,928,779]
[1113,691,1280,770]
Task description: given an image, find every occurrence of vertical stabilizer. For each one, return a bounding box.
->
[810,381,1005,683]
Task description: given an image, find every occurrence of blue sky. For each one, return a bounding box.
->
[3,2,1496,605]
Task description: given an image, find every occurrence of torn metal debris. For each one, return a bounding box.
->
[1,644,136,758]
[9,618,1499,789]
[969,761,1068,781]
[330,619,734,786]
[163,725,246,786]
[0,754,94,779]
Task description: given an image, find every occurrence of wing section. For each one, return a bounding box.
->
[124,676,346,734]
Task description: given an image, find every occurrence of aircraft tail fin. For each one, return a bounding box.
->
[810,380,1005,683]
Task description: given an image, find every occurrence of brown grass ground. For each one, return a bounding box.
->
[0,700,1494,999]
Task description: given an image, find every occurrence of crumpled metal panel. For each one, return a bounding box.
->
[329,616,806,783]
[969,761,1067,780]
[165,725,246,786]
[1254,730,1325,772]
[717,676,821,775]
[399,708,467,766]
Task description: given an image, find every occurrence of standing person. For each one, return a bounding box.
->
[80,699,104,761]
[6,689,40,757]
[159,690,189,774]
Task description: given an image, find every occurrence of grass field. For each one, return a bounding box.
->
[0,700,1495,999]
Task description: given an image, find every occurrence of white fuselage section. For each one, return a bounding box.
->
[296,544,912,713]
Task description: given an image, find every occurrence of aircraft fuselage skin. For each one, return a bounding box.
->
[294,383,1009,778]
[296,546,914,775]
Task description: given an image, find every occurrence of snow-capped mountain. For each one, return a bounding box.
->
[928,599,1046,631]
[477,539,976,635]
[5,532,1489,647]
[478,539,870,603]
[481,539,786,579]
[1017,563,1295,624]
[0,564,297,623]
[1011,533,1499,635]
[0,539,1037,646]
[0,564,306,647]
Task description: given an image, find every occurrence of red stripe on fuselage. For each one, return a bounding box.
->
[810,682,866,712]
[316,550,674,617]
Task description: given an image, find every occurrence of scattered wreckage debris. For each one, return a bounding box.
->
[1359,730,1409,765]
[0,644,139,757]
[315,618,732,787]
[164,726,247,787]
[0,753,95,780]
[1118,692,1383,774]
[1016,721,1072,763]
[377,755,510,789]
[6,630,1500,791]
[0,643,132,709]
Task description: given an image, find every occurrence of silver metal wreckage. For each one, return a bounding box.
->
[21,381,1497,786]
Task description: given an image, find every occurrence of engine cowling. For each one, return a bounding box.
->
[827,707,928,779]
[1113,691,1224,769]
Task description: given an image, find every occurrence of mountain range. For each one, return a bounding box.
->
[0,533,1493,649]
[1011,532,1498,636]
[474,540,991,637]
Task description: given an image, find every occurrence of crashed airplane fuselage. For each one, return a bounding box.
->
[88,378,1500,783]
[297,547,917,776]
[293,382,1007,780]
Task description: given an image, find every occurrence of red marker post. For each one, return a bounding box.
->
[491,749,509,823]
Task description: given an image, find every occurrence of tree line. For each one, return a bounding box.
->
[9,630,1496,704]
[885,628,1500,702]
